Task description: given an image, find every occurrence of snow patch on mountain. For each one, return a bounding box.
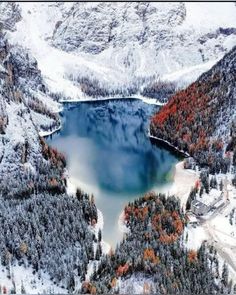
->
[6,2,236,101]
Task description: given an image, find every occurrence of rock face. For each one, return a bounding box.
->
[52,2,236,80]
[53,2,186,54]
[0,32,59,198]
[1,2,234,100]
[0,10,60,198]
[0,2,21,31]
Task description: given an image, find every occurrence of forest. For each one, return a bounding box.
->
[0,29,99,292]
[150,46,236,176]
[67,73,176,103]
[81,193,233,294]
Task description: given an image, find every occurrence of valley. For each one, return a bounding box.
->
[0,2,235,294]
[47,99,178,247]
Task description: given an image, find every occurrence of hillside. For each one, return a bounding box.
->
[150,46,236,174]
[81,193,232,294]
[0,7,99,293]
[6,2,236,101]
[0,2,235,293]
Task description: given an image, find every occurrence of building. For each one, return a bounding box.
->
[191,200,209,216]
[191,189,224,216]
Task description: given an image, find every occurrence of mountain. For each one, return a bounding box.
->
[6,2,236,100]
[0,2,235,293]
[0,2,21,31]
[0,5,99,293]
[150,46,236,173]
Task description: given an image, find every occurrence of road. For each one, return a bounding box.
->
[202,221,236,282]
[198,197,236,282]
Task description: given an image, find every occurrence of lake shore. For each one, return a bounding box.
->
[118,160,199,236]
[60,94,165,106]
[169,161,199,208]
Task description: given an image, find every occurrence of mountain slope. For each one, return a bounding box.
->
[0,7,99,293]
[150,46,236,173]
[52,2,236,86]
[7,2,236,101]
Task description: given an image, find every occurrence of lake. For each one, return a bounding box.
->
[47,99,178,247]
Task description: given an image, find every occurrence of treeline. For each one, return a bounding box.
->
[0,29,99,292]
[68,74,140,98]
[150,46,236,174]
[67,73,177,102]
[81,193,232,294]
[186,170,223,210]
[141,80,177,103]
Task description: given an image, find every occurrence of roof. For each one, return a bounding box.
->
[188,214,198,223]
[197,189,222,206]
[192,200,208,209]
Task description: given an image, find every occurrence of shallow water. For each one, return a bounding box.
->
[47,99,178,246]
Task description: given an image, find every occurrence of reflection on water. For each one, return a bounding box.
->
[47,99,178,246]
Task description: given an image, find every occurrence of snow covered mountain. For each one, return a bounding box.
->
[0,2,235,293]
[5,2,236,101]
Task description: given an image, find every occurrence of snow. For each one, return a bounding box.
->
[0,63,7,74]
[118,273,154,294]
[32,91,62,114]
[1,1,235,288]
[184,173,236,282]
[118,211,130,235]
[60,95,165,106]
[38,125,61,137]
[162,59,218,88]
[0,263,66,294]
[183,3,236,32]
[65,171,111,256]
[185,225,207,250]
[92,209,111,255]
[197,188,223,207]
[7,2,236,102]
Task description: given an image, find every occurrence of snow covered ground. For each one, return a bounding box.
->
[0,263,65,294]
[185,174,236,282]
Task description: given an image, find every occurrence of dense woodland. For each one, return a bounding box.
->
[67,73,175,103]
[81,193,232,294]
[0,29,99,291]
[0,190,97,291]
[0,17,235,294]
[150,46,236,175]
[141,80,177,103]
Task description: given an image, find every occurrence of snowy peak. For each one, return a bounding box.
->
[2,2,235,101]
[51,2,236,80]
[52,2,186,54]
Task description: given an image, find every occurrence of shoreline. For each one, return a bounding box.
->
[169,161,198,208]
[40,95,165,139]
[149,134,190,158]
[43,96,198,251]
[118,160,199,236]
[60,94,165,106]
[39,125,62,137]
